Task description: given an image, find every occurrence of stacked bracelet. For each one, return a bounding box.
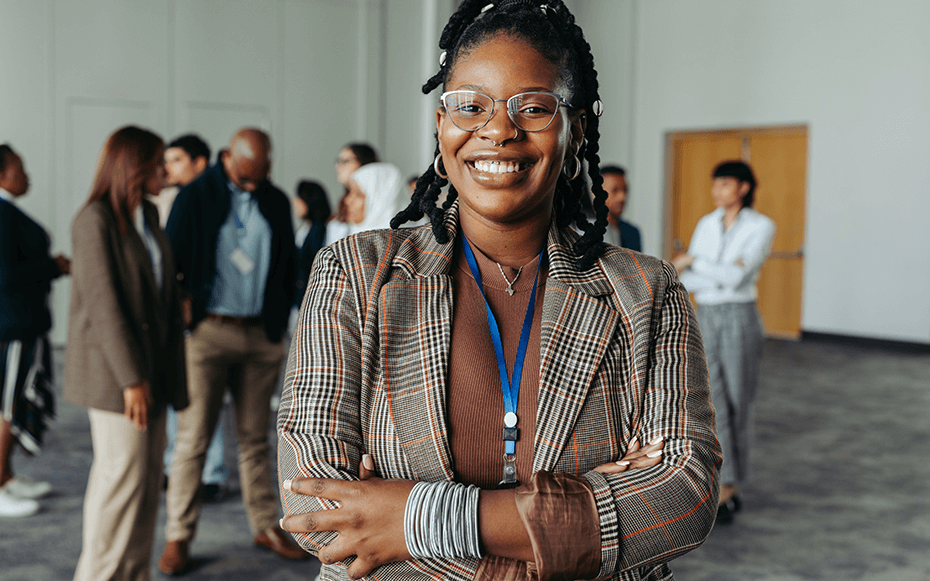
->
[404,481,482,560]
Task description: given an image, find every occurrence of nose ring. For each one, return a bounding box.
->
[491,129,519,147]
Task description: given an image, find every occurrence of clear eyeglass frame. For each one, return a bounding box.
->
[439,90,575,133]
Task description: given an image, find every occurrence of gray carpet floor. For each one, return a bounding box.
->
[1,338,928,580]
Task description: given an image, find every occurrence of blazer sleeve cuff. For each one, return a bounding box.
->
[582,470,620,578]
[513,471,601,581]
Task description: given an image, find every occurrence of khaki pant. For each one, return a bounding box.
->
[164,318,284,542]
[74,408,166,581]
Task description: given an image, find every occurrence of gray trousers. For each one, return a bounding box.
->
[697,302,765,486]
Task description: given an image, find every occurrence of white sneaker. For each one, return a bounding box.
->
[3,476,52,499]
[0,488,40,517]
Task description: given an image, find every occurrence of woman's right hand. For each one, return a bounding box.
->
[593,437,664,474]
[123,380,153,431]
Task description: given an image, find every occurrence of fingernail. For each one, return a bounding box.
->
[283,479,293,492]
[616,460,630,466]
[279,517,285,530]
[362,453,374,471]
[649,437,664,445]
[647,450,662,458]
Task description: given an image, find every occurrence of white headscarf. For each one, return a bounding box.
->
[349,162,404,233]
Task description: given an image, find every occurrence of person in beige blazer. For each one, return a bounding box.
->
[64,126,188,581]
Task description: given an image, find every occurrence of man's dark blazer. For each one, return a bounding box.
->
[164,162,296,342]
[0,198,61,341]
[617,219,642,253]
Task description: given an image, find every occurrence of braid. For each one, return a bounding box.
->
[558,3,610,270]
[390,143,457,244]
[395,0,610,269]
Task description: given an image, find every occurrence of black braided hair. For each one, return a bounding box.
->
[390,0,609,269]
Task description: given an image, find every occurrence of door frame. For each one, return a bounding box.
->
[663,123,808,339]
[662,123,808,260]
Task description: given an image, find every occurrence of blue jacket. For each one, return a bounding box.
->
[0,199,62,341]
[164,163,296,342]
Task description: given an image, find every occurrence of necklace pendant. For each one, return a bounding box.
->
[496,262,524,297]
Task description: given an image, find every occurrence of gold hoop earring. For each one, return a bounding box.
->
[434,154,448,179]
[563,154,582,181]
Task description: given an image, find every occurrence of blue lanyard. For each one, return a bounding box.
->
[461,234,543,461]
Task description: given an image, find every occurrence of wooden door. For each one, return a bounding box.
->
[666,126,807,339]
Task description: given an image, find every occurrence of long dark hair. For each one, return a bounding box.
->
[391,0,608,269]
[344,143,379,167]
[296,180,332,224]
[86,125,164,236]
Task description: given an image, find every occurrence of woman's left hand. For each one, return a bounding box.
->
[281,456,415,579]
[593,437,664,474]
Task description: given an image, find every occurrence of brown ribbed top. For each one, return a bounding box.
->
[447,240,546,488]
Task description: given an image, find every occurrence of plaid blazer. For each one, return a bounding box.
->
[278,202,720,581]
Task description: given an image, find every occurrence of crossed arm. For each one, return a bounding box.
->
[280,437,665,579]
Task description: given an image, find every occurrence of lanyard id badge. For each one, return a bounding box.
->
[461,234,543,489]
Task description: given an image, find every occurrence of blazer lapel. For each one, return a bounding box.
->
[379,222,458,482]
[533,225,621,473]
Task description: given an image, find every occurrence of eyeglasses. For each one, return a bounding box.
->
[440,90,574,133]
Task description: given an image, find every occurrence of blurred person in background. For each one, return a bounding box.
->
[292,179,331,312]
[673,160,774,524]
[0,144,70,518]
[324,162,404,245]
[330,142,378,235]
[159,128,302,574]
[153,134,230,503]
[600,165,641,252]
[334,142,379,192]
[152,134,210,228]
[64,126,188,579]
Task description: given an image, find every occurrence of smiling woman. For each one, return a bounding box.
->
[277,2,720,580]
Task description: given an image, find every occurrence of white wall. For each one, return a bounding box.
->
[5,0,927,344]
[575,0,930,344]
[0,0,451,344]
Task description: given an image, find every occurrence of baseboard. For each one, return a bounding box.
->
[800,331,930,354]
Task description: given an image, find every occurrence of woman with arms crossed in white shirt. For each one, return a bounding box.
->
[672,160,775,524]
